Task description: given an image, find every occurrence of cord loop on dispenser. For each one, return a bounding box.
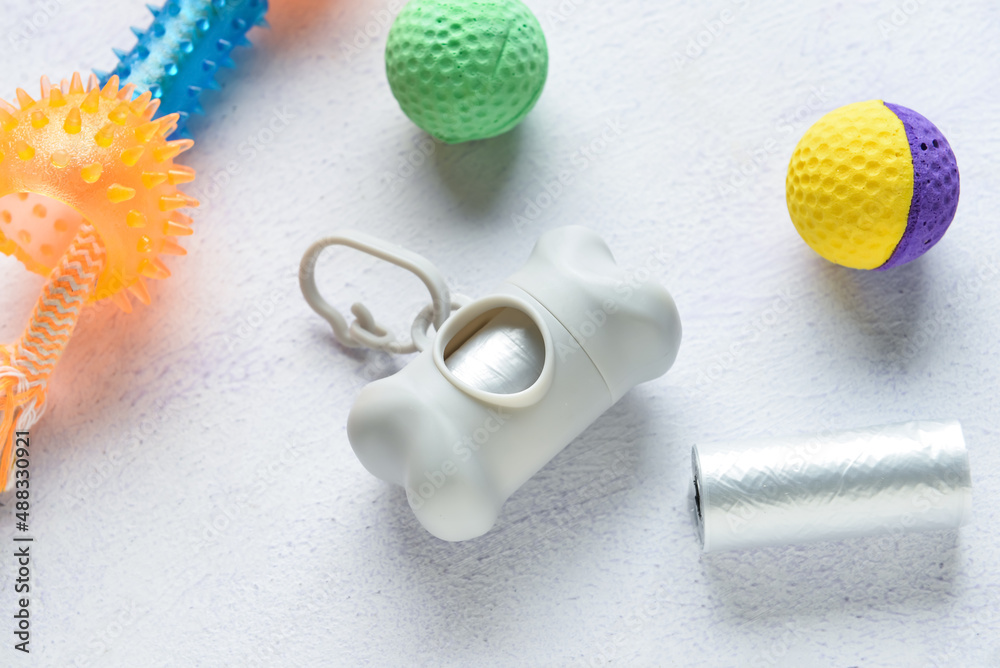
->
[299,230,468,354]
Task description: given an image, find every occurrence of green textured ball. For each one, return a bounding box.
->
[385,0,549,143]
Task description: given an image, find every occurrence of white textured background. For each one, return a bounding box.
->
[1,0,998,666]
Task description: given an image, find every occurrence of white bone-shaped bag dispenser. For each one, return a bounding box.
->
[300,226,682,541]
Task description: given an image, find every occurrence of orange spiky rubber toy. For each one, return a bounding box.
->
[0,0,268,488]
[0,74,194,305]
[0,74,194,484]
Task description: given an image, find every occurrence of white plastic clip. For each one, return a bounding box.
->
[299,230,467,354]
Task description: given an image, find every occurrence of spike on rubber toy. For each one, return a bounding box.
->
[101,0,270,139]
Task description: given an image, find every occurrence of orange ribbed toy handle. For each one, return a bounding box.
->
[0,222,104,488]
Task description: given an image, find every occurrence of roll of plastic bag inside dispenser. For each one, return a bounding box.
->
[302,226,681,541]
[692,420,972,553]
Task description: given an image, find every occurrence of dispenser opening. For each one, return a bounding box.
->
[443,306,545,395]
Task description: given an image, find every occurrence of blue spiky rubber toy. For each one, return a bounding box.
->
[100,0,269,138]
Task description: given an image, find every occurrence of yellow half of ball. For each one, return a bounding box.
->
[786,100,914,269]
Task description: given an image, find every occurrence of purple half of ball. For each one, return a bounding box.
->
[876,102,960,270]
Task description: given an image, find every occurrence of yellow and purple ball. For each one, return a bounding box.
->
[786,100,959,270]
